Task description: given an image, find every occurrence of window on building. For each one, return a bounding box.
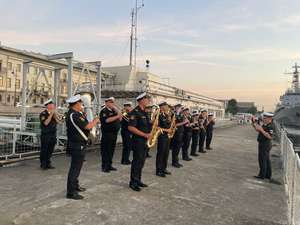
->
[64,86,68,93]
[61,86,64,94]
[7,95,10,102]
[0,95,2,102]
[33,82,37,91]
[8,62,12,70]
[0,76,3,86]
[7,78,11,88]
[40,98,44,104]
[41,83,44,92]
[49,71,52,78]
[26,81,29,90]
[16,79,20,89]
[34,68,37,75]
[17,64,21,72]
[63,73,67,80]
[32,97,36,104]
[48,84,52,92]
[15,95,20,103]
[27,67,30,74]
[0,60,2,69]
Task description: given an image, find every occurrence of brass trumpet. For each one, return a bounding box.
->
[54,111,66,120]
[114,105,130,122]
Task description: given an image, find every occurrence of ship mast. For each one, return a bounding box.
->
[292,63,300,92]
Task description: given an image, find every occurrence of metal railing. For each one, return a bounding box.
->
[274,120,300,225]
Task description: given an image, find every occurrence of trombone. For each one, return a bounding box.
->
[54,111,66,120]
[114,105,130,122]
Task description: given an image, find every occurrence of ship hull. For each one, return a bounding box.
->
[274,106,300,126]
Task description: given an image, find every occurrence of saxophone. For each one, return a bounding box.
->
[147,107,163,148]
[168,112,177,138]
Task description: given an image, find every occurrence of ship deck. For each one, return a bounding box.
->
[0,124,288,225]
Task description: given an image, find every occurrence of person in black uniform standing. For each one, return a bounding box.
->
[171,102,187,168]
[191,112,200,157]
[128,92,153,192]
[156,100,172,178]
[206,113,215,150]
[182,107,193,161]
[100,97,122,173]
[65,94,100,200]
[121,101,133,165]
[145,105,152,158]
[253,112,275,180]
[39,99,60,170]
[199,108,207,153]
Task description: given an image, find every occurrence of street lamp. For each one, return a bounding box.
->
[11,67,18,107]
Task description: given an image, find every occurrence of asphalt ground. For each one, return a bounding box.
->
[0,124,288,225]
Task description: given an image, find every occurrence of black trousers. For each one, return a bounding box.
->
[130,137,148,186]
[66,140,71,155]
[206,131,213,149]
[182,131,192,159]
[258,141,272,179]
[156,135,170,173]
[67,141,86,195]
[121,129,131,162]
[191,130,200,154]
[199,129,206,151]
[40,133,56,168]
[101,131,118,169]
[172,132,183,163]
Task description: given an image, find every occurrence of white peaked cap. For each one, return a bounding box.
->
[208,113,213,116]
[44,98,54,105]
[105,97,115,102]
[173,102,182,107]
[158,100,167,106]
[66,94,82,103]
[263,112,274,117]
[193,112,199,116]
[200,108,207,112]
[136,92,149,101]
[123,101,132,106]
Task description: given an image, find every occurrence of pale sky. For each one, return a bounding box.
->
[1,0,300,111]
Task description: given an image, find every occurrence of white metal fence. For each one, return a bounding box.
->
[274,120,300,225]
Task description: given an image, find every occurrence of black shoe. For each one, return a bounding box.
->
[47,165,55,169]
[187,157,192,161]
[162,170,171,175]
[199,150,207,153]
[121,161,130,165]
[76,186,86,192]
[102,168,110,173]
[172,163,180,168]
[156,172,166,178]
[269,179,282,185]
[129,184,141,192]
[178,163,183,167]
[183,158,190,161]
[137,182,148,187]
[146,154,152,158]
[253,175,264,180]
[109,166,117,171]
[191,153,199,156]
[128,160,132,164]
[41,166,48,170]
[206,147,213,150]
[66,192,84,200]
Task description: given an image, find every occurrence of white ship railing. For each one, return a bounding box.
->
[274,120,300,225]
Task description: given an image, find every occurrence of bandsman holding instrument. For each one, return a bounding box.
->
[39,99,60,170]
[206,113,215,150]
[121,102,132,165]
[199,108,207,153]
[100,97,122,173]
[128,92,152,192]
[156,100,172,178]
[182,107,193,161]
[145,105,152,158]
[191,112,200,157]
[65,94,100,200]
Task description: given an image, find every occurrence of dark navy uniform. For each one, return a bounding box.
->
[39,110,57,168]
[172,113,184,165]
[257,122,274,179]
[199,115,207,152]
[191,120,200,155]
[66,108,89,196]
[129,106,151,186]
[182,115,193,160]
[156,112,171,173]
[121,112,132,164]
[100,107,120,170]
[206,120,215,149]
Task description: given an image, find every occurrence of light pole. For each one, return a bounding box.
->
[11,67,18,107]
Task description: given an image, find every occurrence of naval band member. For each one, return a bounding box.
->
[253,112,274,180]
[39,99,60,170]
[206,113,215,150]
[156,100,172,178]
[121,102,133,165]
[199,108,207,153]
[100,97,122,173]
[191,112,200,157]
[66,94,100,200]
[128,92,153,192]
[182,107,193,161]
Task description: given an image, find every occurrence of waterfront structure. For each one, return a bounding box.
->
[237,102,254,113]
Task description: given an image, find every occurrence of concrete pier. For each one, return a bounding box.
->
[0,124,288,225]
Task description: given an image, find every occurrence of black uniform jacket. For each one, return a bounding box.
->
[121,112,131,130]
[40,110,57,135]
[184,115,193,132]
[158,112,171,137]
[100,107,120,133]
[66,108,89,142]
[199,115,207,129]
[175,113,185,133]
[128,106,151,139]
[257,122,274,143]
[206,120,215,132]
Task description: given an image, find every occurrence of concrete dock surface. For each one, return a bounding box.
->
[0,124,288,225]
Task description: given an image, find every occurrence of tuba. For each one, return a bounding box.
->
[147,107,163,148]
[78,91,97,145]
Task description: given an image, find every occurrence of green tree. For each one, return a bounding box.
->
[247,104,257,115]
[226,99,238,115]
